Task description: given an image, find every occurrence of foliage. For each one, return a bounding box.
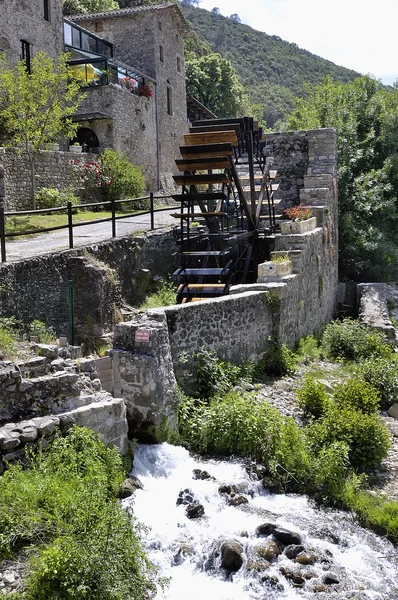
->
[0,427,161,598]
[287,76,398,281]
[62,0,118,15]
[309,441,350,504]
[136,83,154,98]
[333,378,381,415]
[28,320,56,344]
[358,356,398,410]
[271,254,289,263]
[0,52,84,207]
[308,404,390,471]
[343,483,398,543]
[295,335,322,364]
[72,150,145,204]
[255,336,297,378]
[35,187,80,210]
[185,349,253,400]
[186,52,249,117]
[321,318,393,361]
[296,376,330,418]
[0,317,18,359]
[181,4,359,127]
[283,205,313,221]
[139,279,177,310]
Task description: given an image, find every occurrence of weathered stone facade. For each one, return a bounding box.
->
[70,3,189,189]
[0,0,63,67]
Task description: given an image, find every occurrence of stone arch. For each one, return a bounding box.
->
[72,128,100,152]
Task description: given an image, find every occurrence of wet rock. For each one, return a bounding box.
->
[257,540,280,562]
[185,503,204,519]
[176,488,195,506]
[192,468,212,480]
[296,552,317,565]
[284,544,305,559]
[262,476,282,493]
[256,522,277,537]
[247,559,270,573]
[220,540,244,572]
[323,572,339,585]
[261,574,284,591]
[218,484,237,495]
[279,566,305,587]
[313,584,327,592]
[228,494,248,507]
[173,543,195,565]
[272,527,302,547]
[119,476,144,499]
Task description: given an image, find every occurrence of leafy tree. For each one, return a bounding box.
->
[63,0,119,15]
[229,13,241,22]
[186,52,249,117]
[288,76,398,281]
[0,52,84,208]
[211,7,220,14]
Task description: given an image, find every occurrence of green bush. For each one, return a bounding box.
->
[28,319,56,343]
[101,149,145,204]
[333,378,381,414]
[36,187,79,209]
[255,335,297,378]
[295,335,322,364]
[321,318,393,361]
[308,404,390,471]
[310,441,350,504]
[358,357,398,410]
[296,376,330,418]
[0,317,18,359]
[0,427,161,598]
[139,279,177,310]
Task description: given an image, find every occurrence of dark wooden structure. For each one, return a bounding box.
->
[172,117,278,303]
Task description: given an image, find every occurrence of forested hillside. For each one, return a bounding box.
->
[181,4,360,126]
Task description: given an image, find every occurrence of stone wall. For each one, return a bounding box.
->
[1,147,82,211]
[0,230,179,341]
[0,0,63,67]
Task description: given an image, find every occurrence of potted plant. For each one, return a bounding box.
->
[280,205,317,234]
[69,141,82,154]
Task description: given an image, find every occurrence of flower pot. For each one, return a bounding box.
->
[280,216,317,234]
[69,145,82,154]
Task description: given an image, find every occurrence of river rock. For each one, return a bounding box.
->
[261,574,284,591]
[192,469,212,480]
[262,476,282,493]
[273,527,302,546]
[247,559,270,573]
[323,572,340,585]
[257,540,280,562]
[296,552,316,565]
[176,488,195,505]
[119,476,144,499]
[284,544,305,559]
[185,502,204,519]
[256,522,277,537]
[220,540,244,572]
[228,494,248,506]
[279,566,305,587]
[218,484,237,495]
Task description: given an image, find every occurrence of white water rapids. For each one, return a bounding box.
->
[127,443,398,600]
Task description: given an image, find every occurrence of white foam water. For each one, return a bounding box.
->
[127,443,398,599]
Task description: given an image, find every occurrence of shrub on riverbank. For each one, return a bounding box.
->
[0,427,161,599]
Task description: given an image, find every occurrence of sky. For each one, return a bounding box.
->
[198,0,398,85]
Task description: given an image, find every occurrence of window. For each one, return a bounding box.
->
[177,56,181,73]
[20,40,31,73]
[158,21,162,31]
[43,0,50,21]
[159,45,164,63]
[167,87,173,115]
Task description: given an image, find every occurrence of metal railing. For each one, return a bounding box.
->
[0,193,178,263]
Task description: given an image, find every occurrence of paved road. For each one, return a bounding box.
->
[3,210,177,263]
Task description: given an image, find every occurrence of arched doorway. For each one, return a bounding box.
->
[71,128,100,153]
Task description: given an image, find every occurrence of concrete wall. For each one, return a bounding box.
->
[0,0,63,66]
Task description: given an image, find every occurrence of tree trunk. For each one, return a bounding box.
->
[28,155,36,210]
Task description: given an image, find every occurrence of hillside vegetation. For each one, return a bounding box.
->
[181,4,360,126]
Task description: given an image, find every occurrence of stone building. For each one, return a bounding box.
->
[67,3,189,190]
[0,0,63,68]
[0,2,190,202]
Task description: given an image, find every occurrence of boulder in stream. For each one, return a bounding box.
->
[272,527,302,547]
[220,540,244,572]
[185,502,205,519]
[119,476,143,499]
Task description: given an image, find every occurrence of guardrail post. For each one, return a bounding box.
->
[67,202,73,249]
[150,192,155,230]
[111,197,116,238]
[0,204,6,263]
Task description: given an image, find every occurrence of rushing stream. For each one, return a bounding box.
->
[127,443,398,600]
